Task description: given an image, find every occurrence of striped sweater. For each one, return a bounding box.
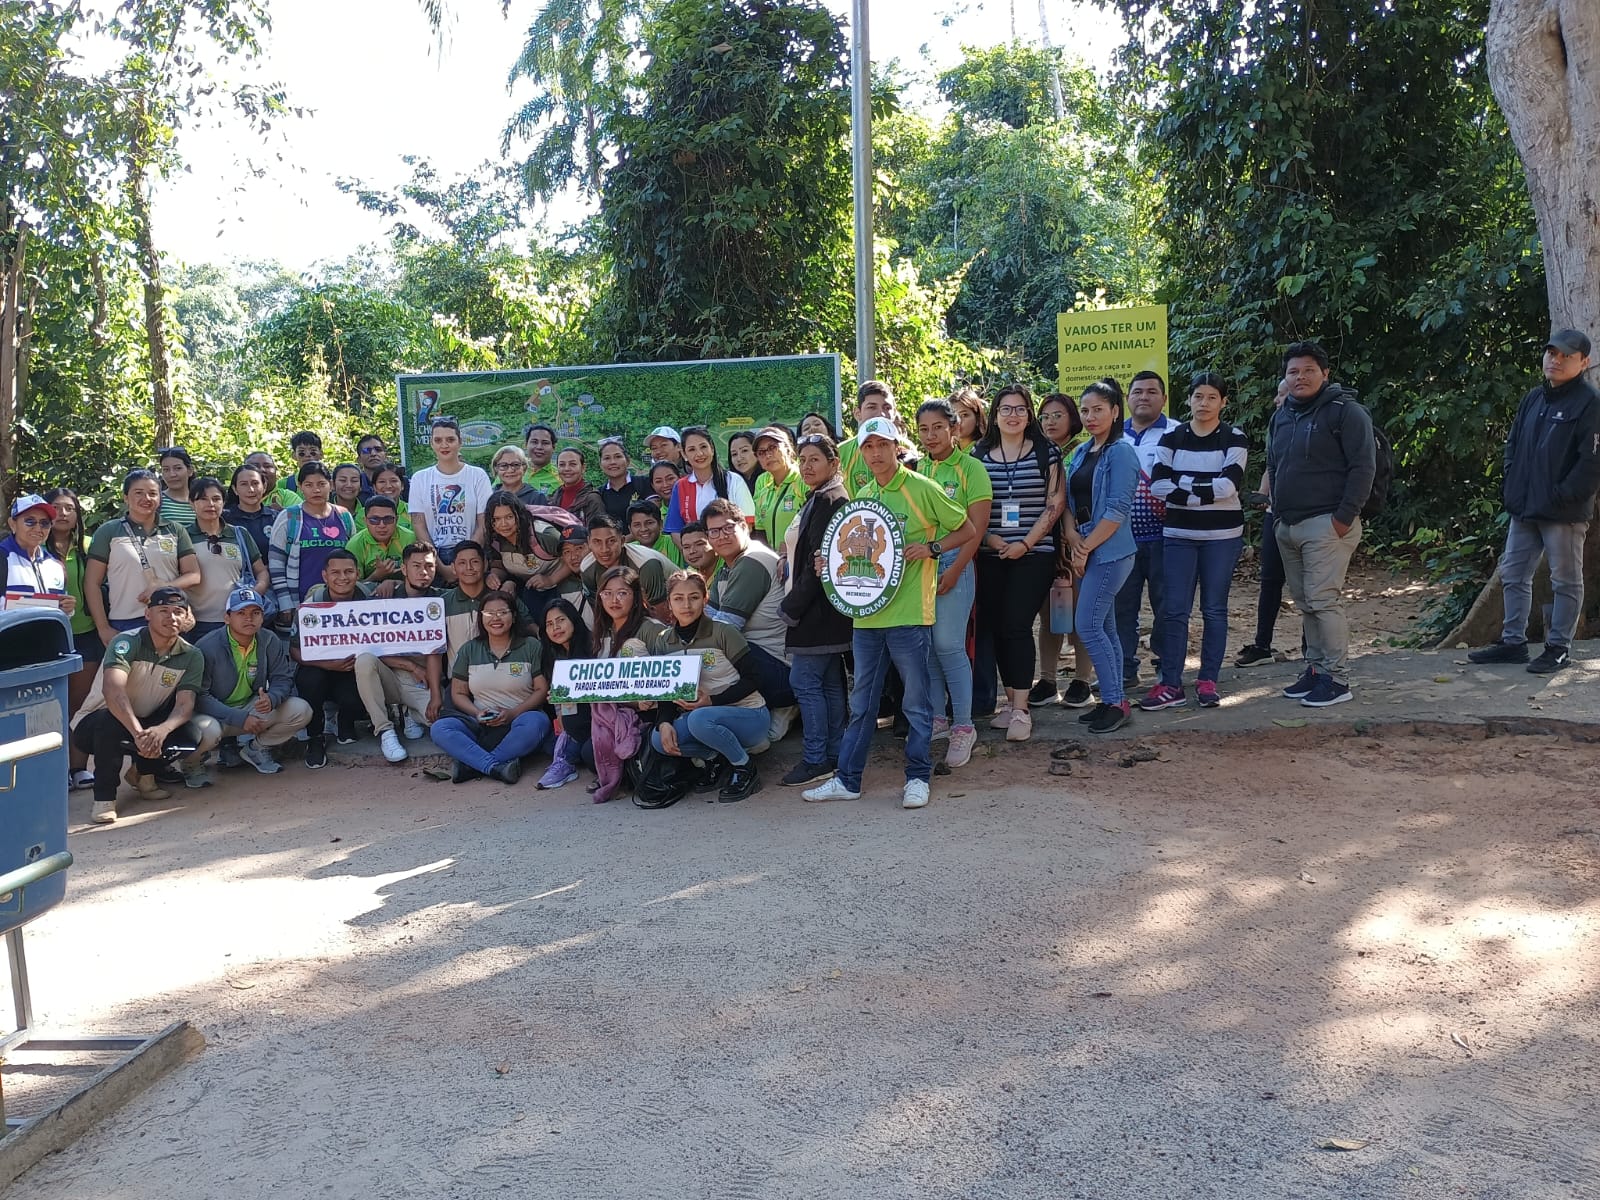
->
[1149,422,1249,541]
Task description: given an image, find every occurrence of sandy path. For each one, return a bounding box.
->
[10,729,1599,1199]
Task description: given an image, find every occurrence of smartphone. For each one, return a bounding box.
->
[477,709,500,722]
[1242,491,1271,511]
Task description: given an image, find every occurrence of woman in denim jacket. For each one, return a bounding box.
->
[1064,381,1140,734]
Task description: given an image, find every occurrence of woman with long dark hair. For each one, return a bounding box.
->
[663,426,754,538]
[267,462,356,623]
[188,476,270,640]
[587,565,662,803]
[536,598,595,790]
[971,383,1065,742]
[727,430,764,493]
[224,462,275,559]
[157,446,199,526]
[1032,392,1096,708]
[483,490,544,598]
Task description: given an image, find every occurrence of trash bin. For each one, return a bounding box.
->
[0,608,80,935]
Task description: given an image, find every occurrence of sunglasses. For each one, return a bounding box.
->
[366,514,397,525]
[14,516,52,529]
[598,435,627,448]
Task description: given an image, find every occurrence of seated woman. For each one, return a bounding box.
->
[587,565,660,804]
[535,597,594,790]
[641,569,768,804]
[483,490,548,600]
[431,591,553,784]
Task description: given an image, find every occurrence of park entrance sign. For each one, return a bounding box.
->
[1056,304,1170,400]
[395,355,841,472]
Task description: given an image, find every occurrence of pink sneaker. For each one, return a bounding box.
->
[1196,680,1221,708]
[931,716,951,741]
[1136,683,1187,711]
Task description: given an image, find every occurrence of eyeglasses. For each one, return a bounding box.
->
[15,517,51,529]
[599,589,633,601]
[706,524,738,540]
[366,514,397,525]
[998,404,1030,416]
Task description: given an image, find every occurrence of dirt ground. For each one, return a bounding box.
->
[10,724,1598,1199]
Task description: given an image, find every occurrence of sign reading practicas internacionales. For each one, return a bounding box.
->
[298,598,447,663]
[548,655,703,705]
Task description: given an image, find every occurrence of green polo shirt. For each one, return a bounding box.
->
[837,439,873,498]
[348,525,416,578]
[753,469,808,547]
[450,635,543,712]
[525,464,560,495]
[918,448,994,512]
[73,628,204,726]
[854,464,968,629]
[649,532,685,567]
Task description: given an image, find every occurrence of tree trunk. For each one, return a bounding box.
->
[128,162,175,451]
[1037,0,1065,121]
[1442,1,1600,647]
[0,209,23,500]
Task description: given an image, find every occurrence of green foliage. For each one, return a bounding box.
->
[250,283,423,409]
[1111,0,1547,557]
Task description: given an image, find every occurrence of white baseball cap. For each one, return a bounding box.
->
[646,426,681,444]
[856,416,900,446]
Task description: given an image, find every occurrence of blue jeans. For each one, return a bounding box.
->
[651,705,770,767]
[789,652,847,765]
[836,625,933,790]
[432,710,553,775]
[743,641,797,708]
[927,552,975,727]
[1499,517,1589,648]
[1160,536,1242,686]
[1114,539,1165,680]
[1078,554,1135,705]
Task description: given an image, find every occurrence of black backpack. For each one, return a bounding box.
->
[1331,398,1394,519]
[627,743,695,809]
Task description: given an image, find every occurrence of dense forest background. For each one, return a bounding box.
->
[2,0,1557,636]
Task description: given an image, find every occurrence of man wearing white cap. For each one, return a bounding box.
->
[2,494,70,608]
[193,586,313,777]
[804,416,977,810]
[646,426,685,469]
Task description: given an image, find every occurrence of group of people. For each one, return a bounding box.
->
[5,331,1594,818]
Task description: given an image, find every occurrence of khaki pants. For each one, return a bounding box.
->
[1275,512,1361,682]
[194,698,314,749]
[355,655,433,734]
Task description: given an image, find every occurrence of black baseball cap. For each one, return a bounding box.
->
[147,586,190,609]
[1546,328,1592,357]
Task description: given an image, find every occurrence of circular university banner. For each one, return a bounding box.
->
[821,498,905,619]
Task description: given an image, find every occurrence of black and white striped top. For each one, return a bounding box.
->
[1149,422,1249,541]
[976,441,1060,553]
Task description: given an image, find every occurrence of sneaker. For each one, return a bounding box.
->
[1006,708,1033,742]
[238,740,282,774]
[1282,667,1318,699]
[1195,680,1221,708]
[1088,701,1131,735]
[988,705,1014,730]
[1028,678,1060,705]
[122,767,170,801]
[1137,684,1187,711]
[69,768,95,791]
[718,764,761,803]
[803,777,861,803]
[1060,679,1094,708]
[1234,644,1276,668]
[1078,702,1107,725]
[181,761,214,789]
[1527,644,1570,675]
[489,758,523,785]
[304,737,328,770]
[402,714,427,740]
[538,758,579,789]
[1467,639,1529,665]
[902,779,930,809]
[1122,671,1141,691]
[766,705,798,743]
[379,729,408,764]
[335,728,359,746]
[930,716,951,742]
[90,800,117,824]
[781,760,834,787]
[945,725,977,768]
[218,738,244,769]
[1300,675,1352,707]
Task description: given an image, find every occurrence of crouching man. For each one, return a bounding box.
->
[71,586,221,824]
[193,586,312,775]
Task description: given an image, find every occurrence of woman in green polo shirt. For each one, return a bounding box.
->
[751,425,807,551]
[430,591,553,784]
[371,463,413,531]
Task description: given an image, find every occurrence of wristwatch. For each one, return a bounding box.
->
[927,540,942,556]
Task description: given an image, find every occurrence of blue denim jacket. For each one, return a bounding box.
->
[1067,438,1139,563]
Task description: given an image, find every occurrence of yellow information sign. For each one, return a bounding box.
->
[1057,305,1170,400]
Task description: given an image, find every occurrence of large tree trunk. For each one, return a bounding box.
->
[128,162,176,451]
[0,207,23,500]
[1442,1,1600,647]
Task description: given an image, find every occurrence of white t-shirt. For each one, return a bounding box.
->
[409,463,493,552]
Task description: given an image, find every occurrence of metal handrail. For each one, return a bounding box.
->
[0,852,73,903]
[0,733,62,767]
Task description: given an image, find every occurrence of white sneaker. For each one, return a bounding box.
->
[766,705,798,743]
[90,800,117,824]
[379,729,408,763]
[1006,708,1033,742]
[945,725,977,768]
[988,704,1013,730]
[802,777,861,803]
[237,740,282,774]
[931,716,950,741]
[402,714,426,740]
[902,779,930,809]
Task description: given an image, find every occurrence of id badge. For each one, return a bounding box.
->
[1001,500,1021,528]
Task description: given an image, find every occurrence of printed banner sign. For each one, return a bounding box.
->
[821,498,905,619]
[395,355,842,473]
[297,597,446,662]
[1057,304,1170,402]
[547,654,702,704]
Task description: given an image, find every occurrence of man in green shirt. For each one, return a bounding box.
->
[71,586,220,823]
[522,423,561,495]
[194,586,313,777]
[347,495,415,582]
[626,501,684,566]
[291,549,372,769]
[837,380,902,497]
[804,416,976,811]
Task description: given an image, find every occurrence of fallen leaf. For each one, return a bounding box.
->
[1318,1138,1368,1151]
[1297,870,1317,884]
[710,41,733,52]
[1272,718,1308,728]
[1433,675,1453,683]
[1450,1032,1473,1057]
[494,1062,511,1076]
[422,766,452,781]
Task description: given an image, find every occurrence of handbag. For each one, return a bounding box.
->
[233,527,277,619]
[628,741,696,810]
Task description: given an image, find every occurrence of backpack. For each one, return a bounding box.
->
[627,742,695,809]
[524,504,585,561]
[1331,398,1394,519]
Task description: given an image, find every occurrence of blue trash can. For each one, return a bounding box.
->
[0,608,80,935]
